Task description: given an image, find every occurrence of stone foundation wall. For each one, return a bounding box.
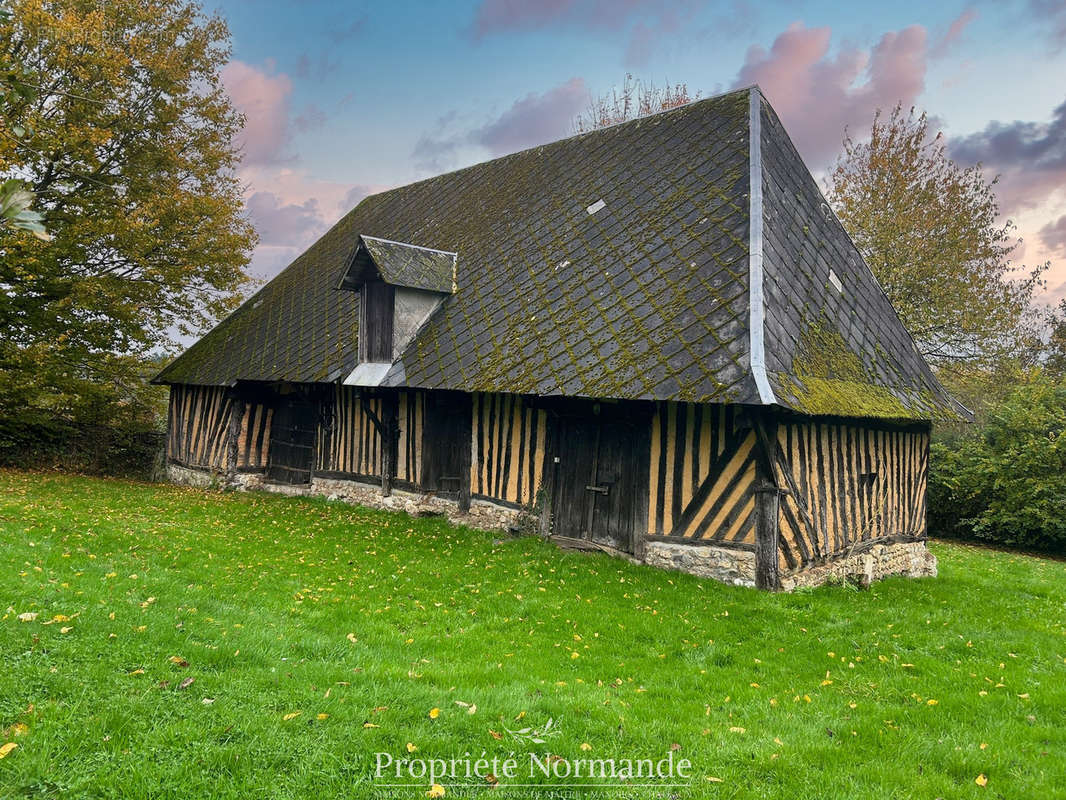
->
[166,463,526,533]
[642,538,935,590]
[778,541,937,591]
[643,541,756,586]
[167,464,936,590]
[167,462,225,489]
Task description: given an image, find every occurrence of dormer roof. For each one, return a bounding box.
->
[338,235,457,294]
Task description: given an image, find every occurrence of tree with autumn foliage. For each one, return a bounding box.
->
[826,105,1045,373]
[0,0,254,427]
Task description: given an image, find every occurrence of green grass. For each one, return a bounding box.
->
[0,470,1063,799]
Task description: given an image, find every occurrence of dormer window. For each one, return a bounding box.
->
[338,235,457,386]
[359,279,395,362]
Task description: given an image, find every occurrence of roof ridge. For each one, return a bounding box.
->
[348,85,757,214]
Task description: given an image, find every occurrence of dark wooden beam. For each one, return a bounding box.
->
[753,411,783,591]
[225,393,244,487]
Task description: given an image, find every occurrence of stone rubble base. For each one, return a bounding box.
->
[167,464,937,590]
[166,463,523,532]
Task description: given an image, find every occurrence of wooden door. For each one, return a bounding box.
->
[266,395,316,484]
[551,407,649,553]
[421,391,471,498]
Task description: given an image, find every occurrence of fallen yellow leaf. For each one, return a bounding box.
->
[407,742,418,753]
[0,742,16,758]
[426,784,445,798]
[363,722,380,728]
[429,707,440,719]
[60,626,72,634]
[580,742,592,751]
[975,774,988,787]
[705,776,723,783]
[729,726,746,734]
[283,712,301,721]
[346,633,357,643]
[317,713,329,721]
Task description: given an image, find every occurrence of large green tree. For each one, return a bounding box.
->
[0,0,254,424]
[827,105,1045,371]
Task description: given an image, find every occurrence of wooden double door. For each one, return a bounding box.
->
[266,394,316,484]
[550,403,650,554]
[421,391,471,499]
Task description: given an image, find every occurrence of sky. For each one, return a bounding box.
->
[209,0,1066,305]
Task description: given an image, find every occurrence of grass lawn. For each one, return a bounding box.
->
[0,470,1063,798]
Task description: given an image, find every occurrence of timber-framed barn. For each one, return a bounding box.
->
[155,86,969,590]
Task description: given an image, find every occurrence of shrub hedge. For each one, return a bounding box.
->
[928,373,1066,552]
[0,417,164,480]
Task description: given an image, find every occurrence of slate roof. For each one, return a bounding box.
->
[340,235,456,294]
[155,87,968,422]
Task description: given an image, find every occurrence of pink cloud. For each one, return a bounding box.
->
[222,60,293,165]
[474,77,588,155]
[732,22,927,166]
[931,8,977,58]
[246,192,326,247]
[235,166,391,280]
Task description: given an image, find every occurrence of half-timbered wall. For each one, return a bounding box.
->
[316,385,385,477]
[235,398,272,470]
[167,385,232,469]
[774,421,929,570]
[471,393,548,507]
[168,385,272,471]
[648,403,756,544]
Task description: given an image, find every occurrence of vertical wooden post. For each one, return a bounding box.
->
[538,415,559,538]
[753,412,782,591]
[381,395,397,498]
[225,392,244,487]
[754,480,781,590]
[458,393,473,511]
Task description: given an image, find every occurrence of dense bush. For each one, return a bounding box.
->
[0,416,164,480]
[929,373,1066,552]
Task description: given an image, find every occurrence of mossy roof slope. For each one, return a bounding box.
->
[155,87,966,421]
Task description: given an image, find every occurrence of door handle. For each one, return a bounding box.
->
[585,484,609,495]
